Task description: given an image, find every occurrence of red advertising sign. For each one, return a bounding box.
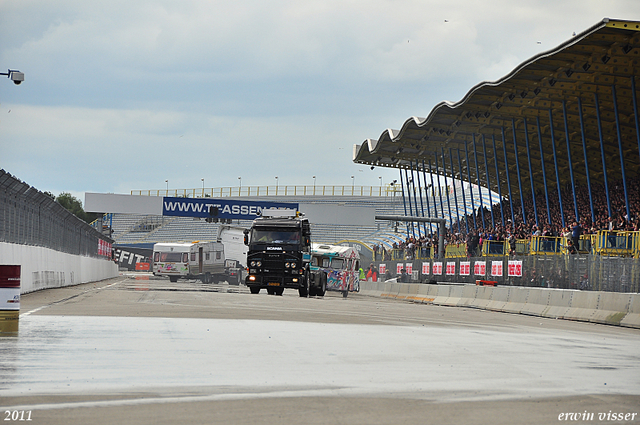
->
[474,261,486,276]
[433,262,443,275]
[508,260,523,277]
[422,262,430,275]
[460,261,470,276]
[405,263,413,274]
[446,262,456,276]
[491,261,503,277]
[378,264,386,274]
[397,263,404,275]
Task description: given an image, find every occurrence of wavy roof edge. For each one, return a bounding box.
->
[353,17,637,164]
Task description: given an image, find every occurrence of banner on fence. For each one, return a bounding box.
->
[433,262,443,275]
[378,264,386,274]
[508,260,523,277]
[446,262,456,276]
[491,261,503,277]
[474,261,486,276]
[405,263,413,274]
[422,262,430,275]
[460,261,471,276]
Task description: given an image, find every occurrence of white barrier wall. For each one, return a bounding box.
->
[0,242,119,294]
[362,280,640,329]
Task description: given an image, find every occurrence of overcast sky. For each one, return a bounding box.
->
[1,1,639,200]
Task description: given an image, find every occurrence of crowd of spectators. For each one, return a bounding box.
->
[372,177,640,260]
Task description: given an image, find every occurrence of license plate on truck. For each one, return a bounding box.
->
[268,282,280,286]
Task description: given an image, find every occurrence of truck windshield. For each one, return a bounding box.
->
[251,229,300,244]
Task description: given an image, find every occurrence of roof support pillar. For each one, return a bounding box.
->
[472,134,486,228]
[594,92,612,218]
[434,156,446,229]
[455,150,470,234]
[501,127,516,226]
[511,119,527,225]
[548,109,566,228]
[429,159,439,227]
[399,169,411,237]
[413,160,427,236]
[376,215,446,259]
[536,117,552,226]
[492,134,505,228]
[421,160,433,233]
[440,148,454,233]
[448,148,462,233]
[464,143,477,230]
[611,84,631,223]
[523,118,539,227]
[409,165,422,238]
[632,76,640,176]
[562,100,579,222]
[481,134,495,228]
[577,97,595,225]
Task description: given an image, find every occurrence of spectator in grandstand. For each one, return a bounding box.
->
[567,239,577,255]
[571,221,582,250]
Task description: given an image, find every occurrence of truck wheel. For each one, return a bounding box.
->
[317,273,327,297]
[267,288,275,295]
[342,290,348,298]
[204,273,211,284]
[250,287,260,294]
[299,270,309,297]
[274,288,284,296]
[169,276,178,283]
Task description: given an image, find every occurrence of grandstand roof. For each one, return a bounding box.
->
[353,18,640,205]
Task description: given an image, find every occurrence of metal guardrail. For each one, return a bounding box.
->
[132,185,402,198]
[0,169,112,257]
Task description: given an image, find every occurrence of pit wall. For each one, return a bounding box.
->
[0,242,119,294]
[358,280,640,329]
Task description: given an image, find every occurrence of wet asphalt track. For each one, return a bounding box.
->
[1,273,639,425]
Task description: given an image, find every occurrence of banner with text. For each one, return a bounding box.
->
[162,197,298,220]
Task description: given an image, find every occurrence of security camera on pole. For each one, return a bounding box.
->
[0,69,24,85]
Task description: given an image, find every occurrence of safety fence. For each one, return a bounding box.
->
[377,231,640,261]
[373,254,639,293]
[0,170,112,258]
[132,184,402,198]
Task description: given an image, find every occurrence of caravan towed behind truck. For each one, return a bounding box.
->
[152,241,242,285]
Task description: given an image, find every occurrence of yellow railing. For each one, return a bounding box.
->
[594,230,639,258]
[132,185,401,198]
[445,243,467,258]
[482,240,507,257]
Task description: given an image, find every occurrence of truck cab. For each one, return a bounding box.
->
[244,209,311,296]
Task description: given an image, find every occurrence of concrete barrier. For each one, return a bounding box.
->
[355,280,640,329]
[469,285,493,309]
[1,242,118,294]
[502,287,528,314]
[621,295,640,328]
[439,284,464,307]
[414,284,436,304]
[486,286,510,312]
[520,288,550,316]
[431,285,451,305]
[543,289,574,319]
[591,292,632,326]
[381,282,401,299]
[563,291,600,322]
[395,283,414,300]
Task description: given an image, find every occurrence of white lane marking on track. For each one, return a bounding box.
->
[19,279,124,317]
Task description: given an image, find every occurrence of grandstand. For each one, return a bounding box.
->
[108,184,495,250]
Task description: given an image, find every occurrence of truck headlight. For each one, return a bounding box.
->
[285,262,290,268]
[291,262,296,269]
